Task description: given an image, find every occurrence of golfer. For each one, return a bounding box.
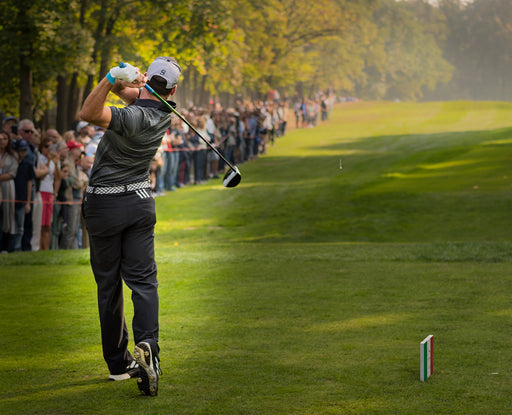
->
[79,57,181,396]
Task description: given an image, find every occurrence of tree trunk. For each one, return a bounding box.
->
[83,75,95,106]
[82,0,107,103]
[199,74,208,107]
[99,13,117,80]
[67,72,80,129]
[180,72,189,108]
[18,6,33,121]
[19,54,33,121]
[56,74,69,133]
[192,68,199,105]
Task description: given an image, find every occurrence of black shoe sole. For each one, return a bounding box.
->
[134,342,158,396]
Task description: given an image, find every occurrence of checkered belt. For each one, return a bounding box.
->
[86,181,151,195]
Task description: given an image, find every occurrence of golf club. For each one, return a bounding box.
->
[143,83,241,188]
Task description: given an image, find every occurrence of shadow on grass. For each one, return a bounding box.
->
[1,374,105,400]
[162,246,512,413]
[192,125,512,244]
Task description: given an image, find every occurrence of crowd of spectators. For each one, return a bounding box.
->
[0,90,335,252]
[150,91,335,194]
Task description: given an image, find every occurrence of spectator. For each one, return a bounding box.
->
[321,96,329,122]
[176,120,191,187]
[3,116,18,142]
[76,121,94,146]
[38,137,58,250]
[79,154,94,177]
[308,99,320,127]
[51,161,72,249]
[83,127,103,159]
[0,130,18,251]
[293,101,301,129]
[190,116,208,184]
[48,139,70,248]
[234,112,245,163]
[62,130,75,143]
[206,112,221,177]
[55,139,69,166]
[44,129,62,153]
[60,140,84,250]
[170,118,185,187]
[92,126,105,143]
[260,109,272,155]
[18,119,47,251]
[78,154,92,248]
[278,101,288,136]
[301,99,308,128]
[250,110,262,159]
[153,141,165,195]
[32,134,50,252]
[160,119,182,191]
[215,110,229,173]
[224,114,238,165]
[11,139,34,252]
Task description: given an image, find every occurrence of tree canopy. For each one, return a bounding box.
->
[0,0,508,129]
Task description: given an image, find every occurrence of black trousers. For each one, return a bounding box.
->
[22,206,33,251]
[83,191,159,375]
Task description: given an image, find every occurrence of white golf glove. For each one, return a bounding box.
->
[106,62,139,84]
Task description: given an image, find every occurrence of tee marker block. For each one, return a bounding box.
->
[420,335,433,382]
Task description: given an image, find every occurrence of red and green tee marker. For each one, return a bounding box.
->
[420,335,434,382]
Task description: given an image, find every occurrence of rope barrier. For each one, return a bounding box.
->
[0,198,82,205]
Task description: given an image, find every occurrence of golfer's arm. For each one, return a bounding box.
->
[111,82,140,105]
[78,77,113,130]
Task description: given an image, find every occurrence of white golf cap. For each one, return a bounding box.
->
[147,57,181,88]
[76,121,89,132]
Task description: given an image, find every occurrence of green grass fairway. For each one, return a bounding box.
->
[2,101,512,414]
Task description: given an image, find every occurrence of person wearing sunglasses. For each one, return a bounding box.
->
[17,120,38,250]
[18,119,48,251]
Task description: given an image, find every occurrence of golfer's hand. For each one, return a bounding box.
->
[117,72,147,89]
[109,62,139,83]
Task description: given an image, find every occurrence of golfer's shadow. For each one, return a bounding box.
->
[5,375,107,404]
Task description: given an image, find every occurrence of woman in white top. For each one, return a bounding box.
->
[38,137,58,250]
[0,130,18,251]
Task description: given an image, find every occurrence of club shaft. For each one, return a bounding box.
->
[144,84,236,171]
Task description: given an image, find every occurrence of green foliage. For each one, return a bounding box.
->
[0,0,94,116]
[5,0,512,122]
[358,0,453,100]
[422,0,512,100]
[231,0,369,95]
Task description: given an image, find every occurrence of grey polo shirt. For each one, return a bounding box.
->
[89,99,175,187]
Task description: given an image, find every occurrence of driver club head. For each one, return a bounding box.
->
[222,166,241,188]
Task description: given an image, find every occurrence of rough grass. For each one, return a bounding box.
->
[1,101,512,414]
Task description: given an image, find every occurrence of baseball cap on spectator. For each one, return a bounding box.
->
[147,57,181,88]
[67,140,82,150]
[76,121,89,132]
[3,116,18,124]
[85,142,98,156]
[12,138,29,150]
